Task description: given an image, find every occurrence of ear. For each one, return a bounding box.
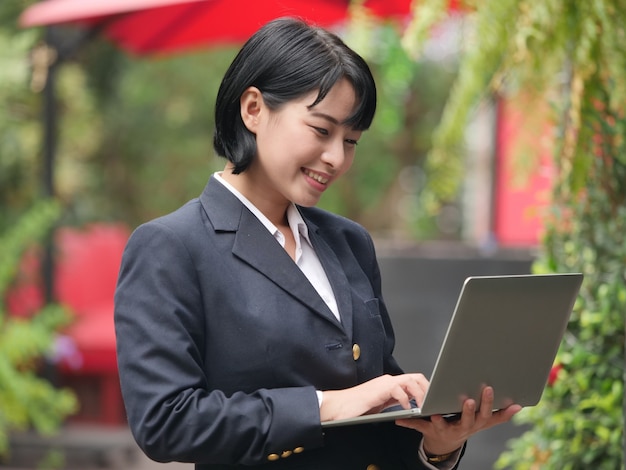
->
[240,86,263,133]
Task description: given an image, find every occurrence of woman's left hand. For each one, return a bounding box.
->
[395,386,522,456]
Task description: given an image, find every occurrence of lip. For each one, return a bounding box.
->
[302,168,331,191]
[303,168,330,184]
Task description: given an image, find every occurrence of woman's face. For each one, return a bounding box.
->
[240,78,362,211]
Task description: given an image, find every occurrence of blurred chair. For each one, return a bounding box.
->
[8,222,130,426]
[55,223,130,425]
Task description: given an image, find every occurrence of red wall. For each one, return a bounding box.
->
[493,96,555,247]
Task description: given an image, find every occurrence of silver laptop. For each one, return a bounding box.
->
[321,273,583,428]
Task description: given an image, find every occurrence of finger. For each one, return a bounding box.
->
[395,416,430,432]
[386,380,416,409]
[390,389,412,409]
[382,374,427,409]
[427,413,454,433]
[493,404,523,424]
[408,373,430,389]
[403,374,429,407]
[478,387,495,420]
[458,398,477,428]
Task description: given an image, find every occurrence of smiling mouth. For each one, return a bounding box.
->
[303,169,329,185]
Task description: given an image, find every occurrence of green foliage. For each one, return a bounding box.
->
[83,46,235,225]
[406,0,520,212]
[0,1,102,230]
[0,13,41,230]
[0,200,78,459]
[405,0,626,467]
[496,156,626,469]
[325,14,458,236]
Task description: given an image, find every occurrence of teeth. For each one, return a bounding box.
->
[305,170,328,184]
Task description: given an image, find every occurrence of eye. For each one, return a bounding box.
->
[314,127,329,136]
[345,139,359,146]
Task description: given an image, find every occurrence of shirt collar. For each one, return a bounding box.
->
[213,171,311,247]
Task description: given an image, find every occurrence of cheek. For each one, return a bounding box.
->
[340,152,356,174]
[260,120,304,151]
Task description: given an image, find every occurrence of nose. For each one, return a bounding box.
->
[321,139,347,170]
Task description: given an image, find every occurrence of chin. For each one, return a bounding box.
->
[294,196,321,208]
[295,201,317,208]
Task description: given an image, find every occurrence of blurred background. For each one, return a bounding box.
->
[1,1,624,469]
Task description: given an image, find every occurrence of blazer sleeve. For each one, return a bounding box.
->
[114,220,324,466]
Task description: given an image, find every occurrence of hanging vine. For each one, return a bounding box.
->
[403,0,626,467]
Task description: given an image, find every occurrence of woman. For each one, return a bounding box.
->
[114,17,520,470]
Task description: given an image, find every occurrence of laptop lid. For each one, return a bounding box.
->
[321,273,583,428]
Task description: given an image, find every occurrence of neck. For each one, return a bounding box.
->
[220,165,289,227]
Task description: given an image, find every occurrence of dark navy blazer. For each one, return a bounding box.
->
[114,176,463,469]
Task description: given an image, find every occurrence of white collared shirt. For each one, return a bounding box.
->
[214,173,340,321]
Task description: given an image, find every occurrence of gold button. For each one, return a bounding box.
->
[367,465,381,470]
[281,450,292,458]
[352,343,361,360]
[267,454,280,461]
[293,446,304,454]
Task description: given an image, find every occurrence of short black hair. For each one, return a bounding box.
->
[213,17,377,174]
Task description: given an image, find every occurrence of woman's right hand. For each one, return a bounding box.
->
[319,373,430,422]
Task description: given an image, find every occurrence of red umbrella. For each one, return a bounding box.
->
[19,0,415,56]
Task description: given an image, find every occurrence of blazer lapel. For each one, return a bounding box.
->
[306,222,354,339]
[200,177,343,329]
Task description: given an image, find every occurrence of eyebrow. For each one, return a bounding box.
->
[309,111,343,126]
